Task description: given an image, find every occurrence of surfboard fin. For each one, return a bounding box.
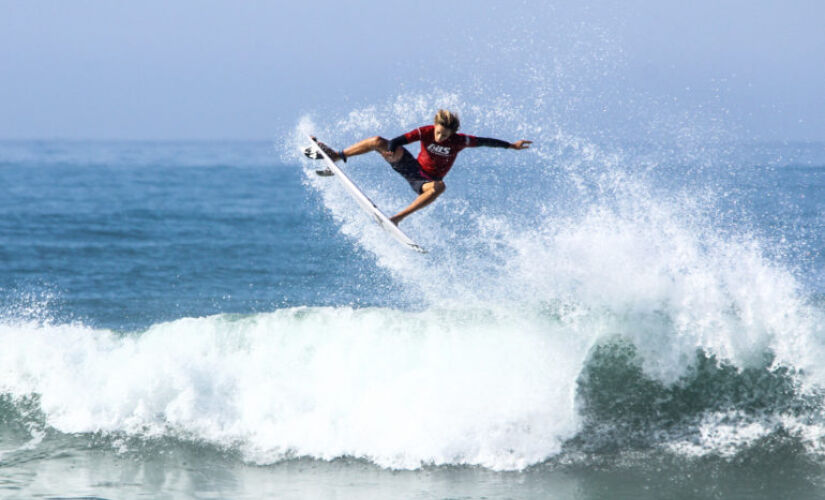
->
[304,139,342,161]
[315,169,334,176]
[303,146,323,160]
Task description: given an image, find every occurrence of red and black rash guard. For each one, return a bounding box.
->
[387,125,510,179]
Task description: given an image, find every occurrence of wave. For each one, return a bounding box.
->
[2,291,825,470]
[0,307,584,470]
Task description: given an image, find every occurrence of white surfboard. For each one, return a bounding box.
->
[305,135,427,253]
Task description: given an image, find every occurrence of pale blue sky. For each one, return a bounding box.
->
[1,0,823,141]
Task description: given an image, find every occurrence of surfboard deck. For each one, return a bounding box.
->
[304,135,427,254]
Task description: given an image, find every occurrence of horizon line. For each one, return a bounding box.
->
[0,137,278,143]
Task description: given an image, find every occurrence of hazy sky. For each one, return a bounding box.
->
[1,0,823,141]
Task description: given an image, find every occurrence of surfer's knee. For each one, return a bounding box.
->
[432,181,446,195]
[369,136,388,151]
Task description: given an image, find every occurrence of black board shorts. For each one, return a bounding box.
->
[388,148,438,194]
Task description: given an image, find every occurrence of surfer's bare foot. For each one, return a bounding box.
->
[389,214,403,226]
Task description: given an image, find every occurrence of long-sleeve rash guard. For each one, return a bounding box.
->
[387,125,510,179]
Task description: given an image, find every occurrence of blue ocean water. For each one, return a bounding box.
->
[0,140,403,330]
[3,120,825,498]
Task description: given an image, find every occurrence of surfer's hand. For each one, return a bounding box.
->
[380,149,397,161]
[510,140,532,150]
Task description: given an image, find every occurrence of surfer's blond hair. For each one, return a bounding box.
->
[434,109,460,131]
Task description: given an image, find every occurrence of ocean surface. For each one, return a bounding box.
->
[3,124,825,499]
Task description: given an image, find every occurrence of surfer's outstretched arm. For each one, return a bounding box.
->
[471,137,533,150]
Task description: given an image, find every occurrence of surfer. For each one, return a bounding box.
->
[311,110,532,225]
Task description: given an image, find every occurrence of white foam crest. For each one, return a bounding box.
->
[0,308,591,470]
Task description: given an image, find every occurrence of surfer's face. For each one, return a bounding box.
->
[434,124,453,143]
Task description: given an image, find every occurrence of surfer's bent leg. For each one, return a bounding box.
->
[340,136,403,162]
[390,181,446,226]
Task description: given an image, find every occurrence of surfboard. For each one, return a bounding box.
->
[304,135,427,254]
